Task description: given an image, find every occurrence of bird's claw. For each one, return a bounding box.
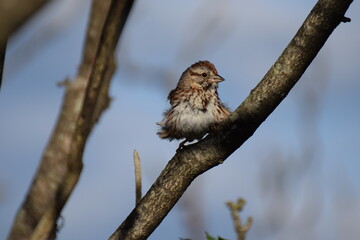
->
[176,139,188,153]
[209,123,219,132]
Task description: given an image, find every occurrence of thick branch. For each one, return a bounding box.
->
[7,0,134,239]
[109,0,353,239]
[0,0,52,46]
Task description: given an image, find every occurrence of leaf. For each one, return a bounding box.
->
[218,237,228,240]
[205,232,228,240]
[205,232,217,240]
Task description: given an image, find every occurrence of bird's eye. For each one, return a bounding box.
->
[202,73,207,77]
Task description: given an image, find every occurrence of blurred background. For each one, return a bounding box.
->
[1,0,359,239]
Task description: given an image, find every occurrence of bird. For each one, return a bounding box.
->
[157,60,231,148]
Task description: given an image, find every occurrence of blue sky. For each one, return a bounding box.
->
[1,1,359,239]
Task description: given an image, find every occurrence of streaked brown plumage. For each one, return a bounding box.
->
[157,60,230,146]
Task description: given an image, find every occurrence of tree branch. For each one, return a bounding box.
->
[0,0,52,46]
[0,40,6,90]
[7,0,134,239]
[109,0,353,239]
[226,199,253,240]
[133,150,142,205]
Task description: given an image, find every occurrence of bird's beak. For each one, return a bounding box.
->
[211,74,225,83]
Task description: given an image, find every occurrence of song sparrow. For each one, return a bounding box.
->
[157,60,230,147]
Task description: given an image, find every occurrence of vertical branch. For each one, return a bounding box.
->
[0,40,6,90]
[226,199,253,240]
[7,0,135,239]
[133,150,142,205]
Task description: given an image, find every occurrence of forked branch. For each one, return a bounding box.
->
[226,199,253,240]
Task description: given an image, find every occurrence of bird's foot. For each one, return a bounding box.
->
[209,122,220,132]
[176,139,189,153]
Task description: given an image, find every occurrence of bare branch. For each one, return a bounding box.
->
[0,40,6,90]
[0,0,52,45]
[109,1,353,239]
[7,0,135,239]
[342,16,351,22]
[133,150,142,205]
[226,199,253,240]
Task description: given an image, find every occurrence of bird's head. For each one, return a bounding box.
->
[179,60,224,89]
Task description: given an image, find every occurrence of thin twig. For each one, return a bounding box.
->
[342,16,351,22]
[226,199,253,240]
[0,39,6,90]
[133,150,142,205]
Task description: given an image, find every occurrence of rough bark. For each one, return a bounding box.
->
[7,0,135,239]
[109,0,353,239]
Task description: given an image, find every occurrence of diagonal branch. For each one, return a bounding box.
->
[0,0,52,46]
[0,40,6,90]
[7,0,134,239]
[109,0,353,239]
